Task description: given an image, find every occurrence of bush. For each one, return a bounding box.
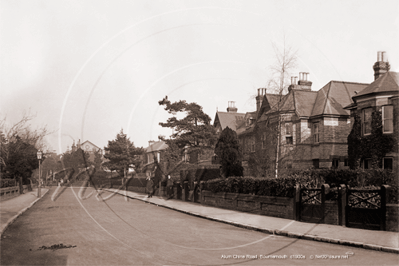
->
[202,169,398,202]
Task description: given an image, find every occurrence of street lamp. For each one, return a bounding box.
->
[37,150,42,197]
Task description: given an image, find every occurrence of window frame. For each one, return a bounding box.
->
[313,159,319,169]
[383,157,393,170]
[261,132,267,149]
[313,122,319,143]
[362,108,373,136]
[363,158,371,169]
[332,158,339,169]
[285,122,293,145]
[382,105,393,134]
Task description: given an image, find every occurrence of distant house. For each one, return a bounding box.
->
[213,101,245,135]
[345,51,398,172]
[80,140,102,162]
[142,140,168,177]
[67,139,102,163]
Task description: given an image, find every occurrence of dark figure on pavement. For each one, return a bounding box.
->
[146,176,154,198]
[166,175,174,199]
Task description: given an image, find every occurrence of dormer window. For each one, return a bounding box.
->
[362,108,372,135]
[382,105,393,133]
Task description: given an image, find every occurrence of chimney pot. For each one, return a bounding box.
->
[373,51,390,80]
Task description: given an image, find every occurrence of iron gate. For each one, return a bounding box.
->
[299,187,325,223]
[345,186,387,230]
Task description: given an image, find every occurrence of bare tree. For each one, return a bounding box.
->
[0,111,51,179]
[270,37,297,178]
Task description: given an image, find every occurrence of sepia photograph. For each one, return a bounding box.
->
[1,0,398,265]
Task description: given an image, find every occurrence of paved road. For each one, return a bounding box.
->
[1,187,398,265]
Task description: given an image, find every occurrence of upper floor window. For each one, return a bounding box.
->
[382,105,393,133]
[285,122,293,145]
[313,123,319,143]
[261,132,267,149]
[362,108,372,135]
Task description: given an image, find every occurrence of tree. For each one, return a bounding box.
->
[103,129,143,180]
[3,136,38,189]
[160,139,182,174]
[61,148,90,173]
[158,96,217,150]
[264,38,298,178]
[41,154,63,183]
[214,127,243,177]
[158,96,217,175]
[93,149,103,170]
[0,112,50,190]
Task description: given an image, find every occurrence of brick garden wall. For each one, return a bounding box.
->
[201,191,295,219]
[386,204,399,232]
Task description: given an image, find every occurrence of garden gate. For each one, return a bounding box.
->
[345,185,388,230]
[299,185,327,223]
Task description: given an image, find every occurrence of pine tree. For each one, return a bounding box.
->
[103,129,143,179]
[158,96,217,172]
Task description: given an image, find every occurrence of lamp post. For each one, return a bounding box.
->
[37,150,42,197]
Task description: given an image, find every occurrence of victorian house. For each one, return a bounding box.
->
[235,68,370,175]
[345,52,398,172]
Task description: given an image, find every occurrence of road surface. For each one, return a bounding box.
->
[1,187,397,265]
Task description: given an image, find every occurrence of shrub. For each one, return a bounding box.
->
[202,169,398,203]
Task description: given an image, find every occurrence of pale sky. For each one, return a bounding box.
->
[1,0,398,154]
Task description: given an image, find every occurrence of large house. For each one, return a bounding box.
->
[227,54,399,177]
[224,52,397,176]
[237,73,368,174]
[345,52,398,172]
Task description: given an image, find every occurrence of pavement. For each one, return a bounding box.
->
[0,187,49,236]
[1,187,398,254]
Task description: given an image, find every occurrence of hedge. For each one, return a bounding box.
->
[202,169,398,203]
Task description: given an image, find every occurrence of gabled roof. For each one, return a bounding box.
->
[145,141,168,153]
[257,93,282,119]
[260,89,317,119]
[311,81,368,116]
[214,111,245,131]
[293,90,318,117]
[236,111,257,135]
[81,140,101,150]
[354,71,399,98]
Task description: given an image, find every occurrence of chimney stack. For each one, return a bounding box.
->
[373,51,390,80]
[296,72,312,91]
[227,101,237,113]
[256,88,266,112]
[148,140,155,146]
